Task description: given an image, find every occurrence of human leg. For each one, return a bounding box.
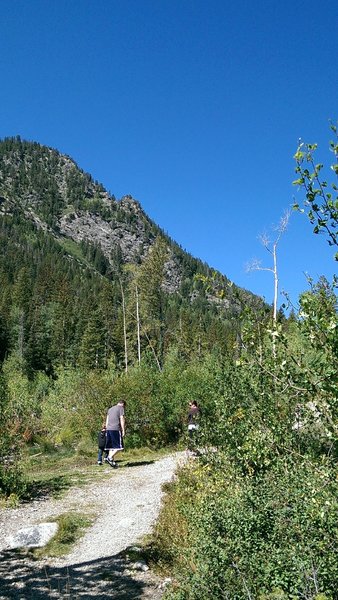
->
[106,430,124,466]
[97,448,103,464]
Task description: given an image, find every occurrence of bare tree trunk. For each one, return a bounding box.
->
[119,279,128,373]
[136,285,141,365]
[144,331,162,372]
[198,315,202,358]
[272,241,278,325]
[18,310,24,359]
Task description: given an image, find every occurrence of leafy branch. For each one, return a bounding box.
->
[293,121,338,260]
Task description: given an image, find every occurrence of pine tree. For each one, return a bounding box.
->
[79,309,106,370]
[136,237,169,369]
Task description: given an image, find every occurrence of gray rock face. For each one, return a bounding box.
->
[59,210,150,264]
[7,522,58,549]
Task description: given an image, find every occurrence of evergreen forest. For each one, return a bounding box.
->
[0,129,337,599]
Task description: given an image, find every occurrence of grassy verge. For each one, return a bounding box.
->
[30,511,94,559]
[20,444,176,502]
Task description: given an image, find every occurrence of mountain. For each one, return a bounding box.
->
[0,136,266,373]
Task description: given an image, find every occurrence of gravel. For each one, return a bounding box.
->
[0,452,186,599]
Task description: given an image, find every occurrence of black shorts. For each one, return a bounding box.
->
[105,430,124,450]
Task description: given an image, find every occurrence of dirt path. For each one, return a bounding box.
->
[0,453,185,599]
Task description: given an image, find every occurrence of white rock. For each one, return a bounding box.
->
[7,522,58,549]
[131,560,149,572]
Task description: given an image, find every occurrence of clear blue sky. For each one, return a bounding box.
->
[1,0,337,309]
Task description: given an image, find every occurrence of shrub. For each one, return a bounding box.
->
[159,452,337,600]
[0,371,26,499]
[40,368,111,446]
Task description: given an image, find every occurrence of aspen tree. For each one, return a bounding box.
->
[247,211,290,356]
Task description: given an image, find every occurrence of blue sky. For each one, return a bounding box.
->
[1,0,337,309]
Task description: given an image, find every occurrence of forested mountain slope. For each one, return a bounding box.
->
[0,136,266,374]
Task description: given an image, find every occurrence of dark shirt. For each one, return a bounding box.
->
[98,430,106,449]
[188,406,199,424]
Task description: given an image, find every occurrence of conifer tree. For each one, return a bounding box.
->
[79,309,106,370]
[136,237,169,369]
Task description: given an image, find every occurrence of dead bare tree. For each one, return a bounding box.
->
[246,210,290,326]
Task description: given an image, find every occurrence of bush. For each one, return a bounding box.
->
[0,372,26,499]
[157,452,337,600]
[40,368,111,445]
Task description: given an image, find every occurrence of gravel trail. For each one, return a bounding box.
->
[0,452,186,599]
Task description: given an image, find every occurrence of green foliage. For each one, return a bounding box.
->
[298,276,338,358]
[0,371,26,498]
[2,354,50,440]
[293,122,338,260]
[32,354,226,451]
[33,512,93,558]
[153,287,337,598]
[40,368,111,445]
[156,452,337,599]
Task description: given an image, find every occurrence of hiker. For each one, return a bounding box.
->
[187,400,200,449]
[105,400,126,468]
[97,424,108,465]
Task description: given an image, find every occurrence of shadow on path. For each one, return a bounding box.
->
[22,475,74,502]
[0,549,159,599]
[122,460,155,468]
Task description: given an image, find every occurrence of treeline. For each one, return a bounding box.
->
[0,211,241,375]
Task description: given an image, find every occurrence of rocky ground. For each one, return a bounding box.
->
[0,453,185,599]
